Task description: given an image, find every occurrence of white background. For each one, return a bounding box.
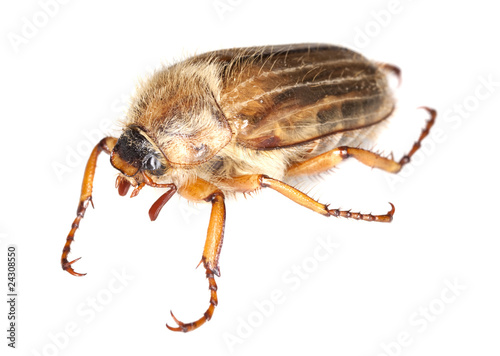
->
[1,1,499,355]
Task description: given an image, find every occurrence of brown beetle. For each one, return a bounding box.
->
[61,43,436,332]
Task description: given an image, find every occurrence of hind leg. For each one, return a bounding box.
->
[286,107,436,177]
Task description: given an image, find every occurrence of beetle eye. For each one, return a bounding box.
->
[144,154,161,171]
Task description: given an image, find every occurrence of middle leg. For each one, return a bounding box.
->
[166,177,225,332]
[220,175,394,222]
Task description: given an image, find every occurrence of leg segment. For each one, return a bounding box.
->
[287,107,437,177]
[377,62,402,87]
[166,178,225,332]
[61,137,117,276]
[221,175,394,222]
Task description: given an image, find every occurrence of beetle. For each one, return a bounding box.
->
[61,43,436,332]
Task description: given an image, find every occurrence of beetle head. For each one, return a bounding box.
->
[111,125,168,184]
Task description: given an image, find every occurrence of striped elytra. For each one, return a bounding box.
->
[215,44,394,150]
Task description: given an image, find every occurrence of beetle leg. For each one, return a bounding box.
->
[166,178,225,332]
[287,107,436,177]
[61,137,117,277]
[377,62,402,87]
[220,175,395,222]
[260,176,395,221]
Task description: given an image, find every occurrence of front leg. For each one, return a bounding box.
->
[61,137,117,276]
[166,178,225,332]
